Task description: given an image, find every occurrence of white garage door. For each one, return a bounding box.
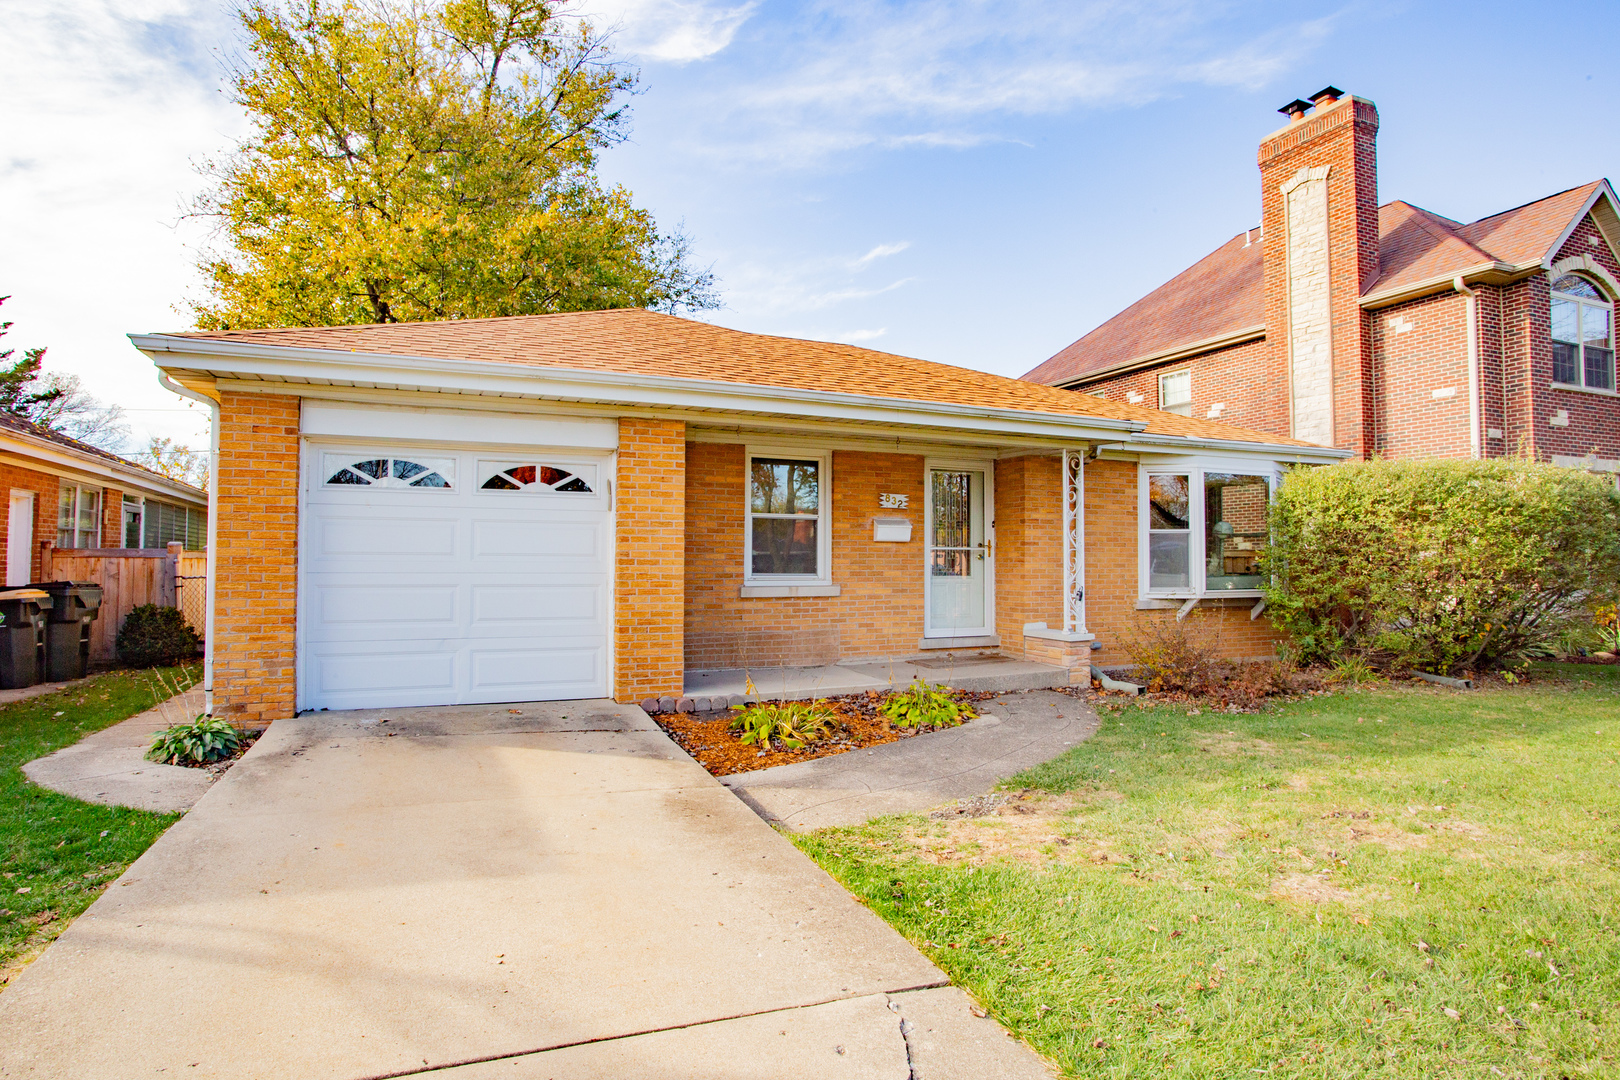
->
[299,445,613,711]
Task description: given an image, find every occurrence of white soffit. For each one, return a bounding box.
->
[300,401,618,450]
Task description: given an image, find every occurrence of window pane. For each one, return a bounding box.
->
[1553,341,1580,385]
[750,459,819,515]
[1149,533,1190,589]
[1148,475,1190,530]
[58,487,75,548]
[1205,473,1269,590]
[123,505,142,548]
[1552,274,1602,300]
[78,488,99,539]
[1160,371,1192,415]
[930,471,975,548]
[1552,296,1578,345]
[1582,302,1610,348]
[751,517,818,575]
[1586,346,1615,391]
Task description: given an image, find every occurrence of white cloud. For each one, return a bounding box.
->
[852,242,910,269]
[0,0,240,449]
[838,328,887,343]
[585,0,756,62]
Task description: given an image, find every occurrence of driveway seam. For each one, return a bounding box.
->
[352,984,951,1080]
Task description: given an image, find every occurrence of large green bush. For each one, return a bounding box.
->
[116,604,201,668]
[1262,459,1620,673]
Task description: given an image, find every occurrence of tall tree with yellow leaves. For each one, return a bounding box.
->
[192,0,717,328]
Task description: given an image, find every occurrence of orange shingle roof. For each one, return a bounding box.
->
[167,308,1317,447]
[1028,182,1608,386]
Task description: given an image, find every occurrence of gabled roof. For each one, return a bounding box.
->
[156,308,1322,449]
[1022,232,1263,387]
[1027,180,1618,386]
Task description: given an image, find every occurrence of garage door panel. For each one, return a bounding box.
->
[318,584,459,627]
[300,444,613,709]
[312,650,458,697]
[470,519,603,560]
[469,646,604,694]
[316,514,460,557]
[470,584,601,625]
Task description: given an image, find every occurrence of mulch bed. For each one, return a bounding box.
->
[654,691,989,777]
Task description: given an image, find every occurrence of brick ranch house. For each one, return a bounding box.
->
[0,412,207,586]
[131,311,1345,722]
[1025,87,1620,476]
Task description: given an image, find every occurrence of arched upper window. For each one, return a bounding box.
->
[325,457,452,489]
[480,464,594,493]
[1551,274,1614,391]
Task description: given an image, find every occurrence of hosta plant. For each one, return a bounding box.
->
[147,716,242,766]
[729,700,834,749]
[881,681,972,729]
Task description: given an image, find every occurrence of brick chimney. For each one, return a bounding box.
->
[1258,87,1379,452]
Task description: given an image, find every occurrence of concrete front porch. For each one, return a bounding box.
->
[677,654,1073,709]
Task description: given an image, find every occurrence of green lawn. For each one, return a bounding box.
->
[0,667,199,981]
[796,663,1620,1078]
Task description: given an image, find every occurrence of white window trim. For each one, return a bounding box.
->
[1158,369,1193,416]
[57,482,102,549]
[123,494,145,549]
[744,447,832,586]
[1550,275,1615,392]
[1137,462,1280,601]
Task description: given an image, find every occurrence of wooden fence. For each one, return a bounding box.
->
[40,541,206,665]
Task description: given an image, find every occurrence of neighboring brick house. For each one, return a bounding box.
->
[1025,87,1620,479]
[133,310,1346,722]
[0,413,207,586]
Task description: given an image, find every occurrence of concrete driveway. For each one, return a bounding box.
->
[0,701,1053,1079]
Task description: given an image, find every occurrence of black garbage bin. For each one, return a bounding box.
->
[0,588,52,689]
[27,581,103,682]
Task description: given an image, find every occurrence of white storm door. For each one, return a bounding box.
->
[7,492,33,586]
[924,467,992,637]
[299,447,612,711]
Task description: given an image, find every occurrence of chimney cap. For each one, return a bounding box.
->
[1277,98,1312,117]
[1310,86,1344,104]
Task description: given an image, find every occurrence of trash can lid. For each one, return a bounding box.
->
[0,588,51,600]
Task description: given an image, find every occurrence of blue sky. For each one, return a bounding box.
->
[1,0,1616,450]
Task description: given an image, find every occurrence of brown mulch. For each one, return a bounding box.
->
[654,691,987,777]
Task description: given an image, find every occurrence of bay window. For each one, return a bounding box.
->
[746,452,829,582]
[1142,466,1273,597]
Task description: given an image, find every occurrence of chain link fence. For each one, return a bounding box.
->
[177,574,206,639]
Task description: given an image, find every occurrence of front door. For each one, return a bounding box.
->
[925,467,992,638]
[7,491,33,586]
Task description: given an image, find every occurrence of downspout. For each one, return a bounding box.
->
[156,373,218,717]
[1453,276,1481,459]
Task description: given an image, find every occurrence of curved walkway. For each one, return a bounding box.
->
[722,690,1099,832]
[21,688,211,813]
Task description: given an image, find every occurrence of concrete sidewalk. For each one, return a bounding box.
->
[22,688,211,813]
[724,690,1099,831]
[0,700,1055,1079]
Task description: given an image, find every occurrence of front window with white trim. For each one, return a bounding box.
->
[1143,466,1273,597]
[57,483,101,548]
[746,452,829,581]
[1159,370,1193,415]
[1551,274,1614,391]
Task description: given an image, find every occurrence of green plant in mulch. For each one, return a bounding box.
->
[145,716,241,766]
[729,700,835,749]
[880,681,973,729]
[116,605,201,668]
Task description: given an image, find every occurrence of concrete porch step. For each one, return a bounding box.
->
[672,656,1072,711]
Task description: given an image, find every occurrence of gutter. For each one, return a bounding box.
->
[157,372,218,717]
[132,334,1149,444]
[1452,276,1482,459]
[1358,260,1528,310]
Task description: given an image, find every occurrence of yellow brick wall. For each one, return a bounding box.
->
[993,455,1065,657]
[1082,458,1283,666]
[615,418,686,702]
[684,443,926,669]
[212,391,299,725]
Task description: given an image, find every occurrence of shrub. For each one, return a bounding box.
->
[1118,612,1222,693]
[729,700,834,749]
[117,605,201,668]
[1263,459,1620,674]
[880,681,972,728]
[147,716,241,765]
